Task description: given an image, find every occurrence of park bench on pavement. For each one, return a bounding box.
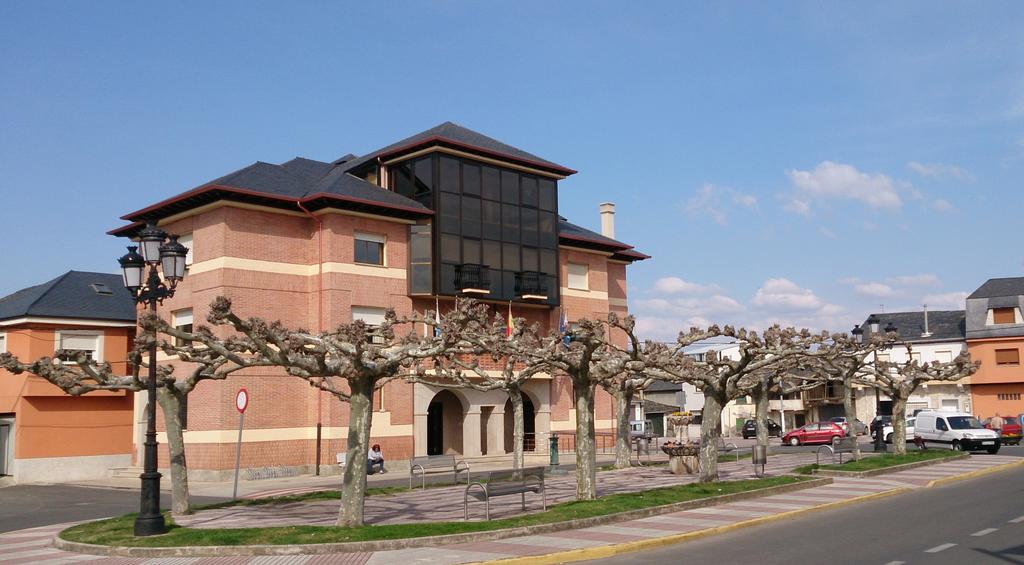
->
[409,454,470,489]
[816,436,859,465]
[464,466,546,520]
[716,437,746,461]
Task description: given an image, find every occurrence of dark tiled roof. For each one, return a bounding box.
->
[860,310,965,343]
[968,277,1024,299]
[558,219,629,250]
[646,379,682,393]
[0,271,136,323]
[341,121,575,176]
[643,399,680,414]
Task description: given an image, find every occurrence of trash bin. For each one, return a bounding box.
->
[752,444,767,477]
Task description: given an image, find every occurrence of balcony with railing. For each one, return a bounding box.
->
[802,383,843,405]
[514,270,548,300]
[454,263,490,295]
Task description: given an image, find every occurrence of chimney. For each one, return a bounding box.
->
[599,202,616,238]
[922,304,932,338]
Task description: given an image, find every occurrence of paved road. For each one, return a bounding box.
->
[0,484,225,533]
[589,454,1024,565]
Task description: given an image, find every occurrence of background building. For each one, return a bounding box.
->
[0,271,136,483]
[109,122,649,478]
[966,278,1024,419]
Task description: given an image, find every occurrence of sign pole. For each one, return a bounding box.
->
[232,388,249,500]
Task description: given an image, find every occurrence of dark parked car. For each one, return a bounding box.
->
[741,419,782,439]
[781,422,846,446]
[870,415,893,439]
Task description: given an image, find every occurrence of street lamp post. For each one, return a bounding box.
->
[118,223,188,537]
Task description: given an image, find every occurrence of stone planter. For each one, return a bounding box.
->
[662,442,700,475]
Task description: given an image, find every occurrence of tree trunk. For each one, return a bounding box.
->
[156,386,192,516]
[614,388,634,469]
[842,376,861,461]
[337,376,375,527]
[572,379,597,500]
[509,385,525,472]
[891,395,908,456]
[699,392,724,483]
[753,383,769,450]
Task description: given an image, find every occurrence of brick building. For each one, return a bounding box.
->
[0,271,137,482]
[110,122,648,478]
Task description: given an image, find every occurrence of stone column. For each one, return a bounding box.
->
[486,407,505,456]
[413,413,428,456]
[463,410,482,457]
[535,410,552,453]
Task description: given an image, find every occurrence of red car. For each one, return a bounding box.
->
[781,421,846,446]
[983,416,1022,446]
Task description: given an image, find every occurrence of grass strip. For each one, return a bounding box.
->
[793,449,960,475]
[61,476,807,547]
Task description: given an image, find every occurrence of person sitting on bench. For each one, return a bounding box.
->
[368,444,386,474]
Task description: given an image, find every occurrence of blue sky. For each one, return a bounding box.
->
[1,2,1022,339]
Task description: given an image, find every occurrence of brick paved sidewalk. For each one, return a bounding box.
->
[2,454,1019,565]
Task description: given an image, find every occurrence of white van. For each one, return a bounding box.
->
[913,410,1000,454]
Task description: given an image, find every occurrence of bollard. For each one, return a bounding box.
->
[549,433,559,470]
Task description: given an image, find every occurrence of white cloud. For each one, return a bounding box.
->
[888,274,941,287]
[817,226,837,239]
[862,220,878,231]
[752,278,825,311]
[932,198,954,212]
[651,277,720,295]
[784,198,812,217]
[854,282,896,298]
[684,183,757,226]
[907,161,975,182]
[922,291,969,310]
[786,161,902,210]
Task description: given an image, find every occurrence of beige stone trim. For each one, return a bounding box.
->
[157,412,411,444]
[382,147,567,180]
[313,207,417,225]
[559,244,614,257]
[561,287,609,300]
[188,256,406,279]
[608,297,628,307]
[158,201,307,227]
[608,259,631,265]
[0,317,137,328]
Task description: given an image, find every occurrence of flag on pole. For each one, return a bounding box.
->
[433,297,442,338]
[559,307,571,346]
[506,301,514,338]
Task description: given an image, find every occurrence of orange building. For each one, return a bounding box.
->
[0,271,137,483]
[108,122,649,479]
[966,277,1024,421]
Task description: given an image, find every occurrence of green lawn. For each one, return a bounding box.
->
[61,476,808,548]
[793,449,961,475]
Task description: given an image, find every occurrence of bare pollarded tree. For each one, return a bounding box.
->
[169,296,451,527]
[867,343,979,455]
[408,299,548,471]
[645,325,827,482]
[0,329,254,516]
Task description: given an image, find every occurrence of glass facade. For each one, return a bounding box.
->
[392,153,559,305]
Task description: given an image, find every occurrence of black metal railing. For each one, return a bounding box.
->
[454,263,490,293]
[514,270,548,298]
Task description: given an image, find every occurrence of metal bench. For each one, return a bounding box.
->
[816,436,859,465]
[716,437,745,461]
[464,466,546,520]
[409,454,470,489]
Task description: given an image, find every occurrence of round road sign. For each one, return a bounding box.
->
[235,388,249,413]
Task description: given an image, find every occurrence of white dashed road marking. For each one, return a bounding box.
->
[971,528,998,536]
[925,543,957,553]
[1010,515,1024,523]
[882,561,906,565]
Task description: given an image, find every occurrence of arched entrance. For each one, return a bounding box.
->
[504,395,536,453]
[427,390,465,455]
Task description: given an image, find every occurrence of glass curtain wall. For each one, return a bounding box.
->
[392,153,559,305]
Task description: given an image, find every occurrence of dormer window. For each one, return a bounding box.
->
[989,307,1019,325]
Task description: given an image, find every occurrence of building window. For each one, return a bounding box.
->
[56,331,101,363]
[995,348,1020,365]
[0,332,6,354]
[997,393,1022,401]
[992,307,1017,325]
[567,263,589,290]
[179,233,193,267]
[353,306,387,344]
[354,233,385,266]
[172,309,194,347]
[935,350,953,363]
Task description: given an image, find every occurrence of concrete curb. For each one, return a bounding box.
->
[53,477,830,558]
[813,452,969,478]
[478,487,912,565]
[925,457,1024,488]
